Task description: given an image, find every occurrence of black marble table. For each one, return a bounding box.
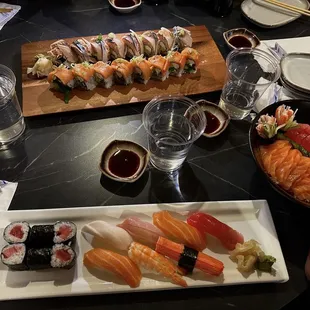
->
[1,0,310,309]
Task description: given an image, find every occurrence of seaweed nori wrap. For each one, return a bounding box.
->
[1,243,28,271]
[26,248,52,270]
[178,246,198,273]
[28,225,54,248]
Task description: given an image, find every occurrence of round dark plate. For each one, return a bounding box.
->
[249,99,310,208]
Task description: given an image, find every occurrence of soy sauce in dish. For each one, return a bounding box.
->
[228,35,252,48]
[114,0,136,7]
[108,149,140,178]
[204,111,221,134]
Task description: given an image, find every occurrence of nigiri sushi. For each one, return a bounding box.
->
[187,212,244,250]
[173,26,192,50]
[148,55,169,81]
[128,242,187,287]
[105,33,127,60]
[141,31,159,57]
[166,51,186,77]
[90,34,110,62]
[181,47,200,74]
[156,237,224,276]
[153,211,207,251]
[71,38,96,63]
[157,27,175,56]
[122,30,144,59]
[130,56,153,84]
[117,216,165,248]
[84,248,142,288]
[92,61,115,89]
[111,58,134,85]
[82,220,133,251]
[48,39,78,65]
[71,62,96,90]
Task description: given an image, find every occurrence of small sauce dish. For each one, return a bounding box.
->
[108,0,141,13]
[99,140,149,183]
[223,28,260,50]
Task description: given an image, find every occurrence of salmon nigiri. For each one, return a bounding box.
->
[153,211,207,251]
[128,242,187,287]
[187,212,244,251]
[84,248,142,288]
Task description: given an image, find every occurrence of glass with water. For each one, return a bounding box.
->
[0,64,25,149]
[219,48,280,120]
[142,96,206,172]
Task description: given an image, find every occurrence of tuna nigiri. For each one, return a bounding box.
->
[84,248,142,288]
[117,217,165,248]
[128,242,187,287]
[82,220,133,251]
[187,212,244,251]
[153,211,207,251]
[156,237,224,276]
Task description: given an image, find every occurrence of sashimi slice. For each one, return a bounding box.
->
[301,135,310,153]
[292,174,310,202]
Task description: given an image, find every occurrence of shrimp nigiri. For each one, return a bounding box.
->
[153,211,207,251]
[117,217,165,248]
[128,242,187,287]
[187,212,244,251]
[84,248,142,288]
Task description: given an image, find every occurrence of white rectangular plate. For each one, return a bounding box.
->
[0,200,289,300]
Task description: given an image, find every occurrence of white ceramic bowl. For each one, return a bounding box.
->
[108,0,141,13]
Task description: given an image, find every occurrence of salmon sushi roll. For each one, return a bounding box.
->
[181,47,200,74]
[111,58,134,85]
[130,56,152,84]
[148,55,169,81]
[48,65,75,90]
[93,61,115,89]
[166,51,186,77]
[71,62,96,90]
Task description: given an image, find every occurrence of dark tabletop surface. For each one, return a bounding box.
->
[1,0,310,309]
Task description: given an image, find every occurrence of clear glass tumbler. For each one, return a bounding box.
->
[219,48,281,120]
[142,95,206,172]
[0,64,25,149]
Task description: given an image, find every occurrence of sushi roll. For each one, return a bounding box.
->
[1,243,28,271]
[93,61,115,89]
[71,62,96,91]
[111,59,134,85]
[71,38,96,63]
[105,33,127,60]
[157,27,175,56]
[166,51,186,77]
[50,244,76,270]
[3,221,30,244]
[53,221,77,246]
[141,31,159,57]
[122,30,144,59]
[130,56,153,84]
[173,26,193,51]
[90,34,110,63]
[27,247,51,270]
[148,55,169,81]
[28,225,54,248]
[48,39,79,65]
[181,47,200,74]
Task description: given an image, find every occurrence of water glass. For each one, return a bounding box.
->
[0,64,25,149]
[142,95,206,172]
[219,48,281,120]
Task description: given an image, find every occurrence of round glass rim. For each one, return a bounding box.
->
[226,47,281,87]
[142,95,206,147]
[0,64,16,103]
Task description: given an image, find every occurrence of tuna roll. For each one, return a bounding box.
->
[27,248,52,270]
[1,243,28,271]
[53,221,77,246]
[3,221,30,244]
[51,244,76,270]
[28,225,54,248]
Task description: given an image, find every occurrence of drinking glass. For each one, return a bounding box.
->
[0,64,25,149]
[219,48,281,120]
[142,95,206,172]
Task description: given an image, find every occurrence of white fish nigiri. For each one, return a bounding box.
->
[117,217,165,248]
[82,220,133,251]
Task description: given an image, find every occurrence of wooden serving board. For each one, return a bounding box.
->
[21,25,226,117]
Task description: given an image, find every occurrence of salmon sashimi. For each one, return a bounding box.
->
[84,248,142,288]
[292,174,310,201]
[47,66,74,85]
[153,211,207,251]
[92,61,114,79]
[128,242,187,287]
[72,63,94,82]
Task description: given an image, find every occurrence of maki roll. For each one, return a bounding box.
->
[105,33,127,60]
[122,30,144,59]
[90,34,110,63]
[130,56,153,84]
[27,248,51,270]
[3,221,30,244]
[53,221,77,246]
[71,38,96,63]
[157,27,175,56]
[181,47,200,74]
[48,39,79,65]
[28,225,54,247]
[148,55,169,81]
[71,62,96,91]
[166,51,186,77]
[1,243,28,271]
[111,59,134,85]
[93,61,115,89]
[141,31,159,57]
[51,244,76,270]
[173,26,193,51]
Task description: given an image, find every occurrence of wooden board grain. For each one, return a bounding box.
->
[21,25,226,117]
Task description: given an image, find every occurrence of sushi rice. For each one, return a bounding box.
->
[94,72,113,89]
